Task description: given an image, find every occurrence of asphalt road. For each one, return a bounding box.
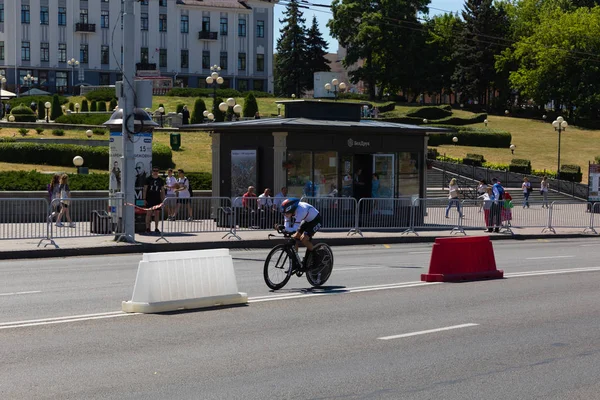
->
[1,238,600,399]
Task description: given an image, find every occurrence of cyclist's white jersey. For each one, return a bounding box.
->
[284,202,319,232]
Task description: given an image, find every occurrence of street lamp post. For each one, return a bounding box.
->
[23,74,33,95]
[324,78,347,101]
[44,101,51,123]
[218,97,242,121]
[510,144,516,155]
[552,116,568,179]
[75,103,80,113]
[452,136,458,146]
[0,73,6,119]
[157,106,164,127]
[205,65,224,115]
[73,155,84,174]
[67,58,80,95]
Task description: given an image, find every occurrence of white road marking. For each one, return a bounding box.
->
[506,266,600,277]
[378,323,479,340]
[0,290,41,296]
[0,311,137,330]
[525,255,574,260]
[408,251,431,255]
[335,266,386,272]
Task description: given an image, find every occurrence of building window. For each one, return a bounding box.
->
[220,52,228,70]
[40,6,49,25]
[141,13,148,30]
[202,16,210,32]
[159,14,167,32]
[238,18,246,37]
[80,44,89,64]
[101,11,109,29]
[202,51,210,69]
[238,79,248,92]
[181,15,189,33]
[256,54,264,72]
[220,17,228,35]
[253,80,265,92]
[141,47,148,63]
[159,0,167,6]
[181,49,189,69]
[99,73,110,86]
[257,21,264,38]
[139,0,148,5]
[286,151,338,197]
[101,45,109,65]
[58,7,66,26]
[80,9,88,24]
[21,5,30,24]
[0,42,4,61]
[159,49,167,68]
[21,42,30,61]
[0,4,4,23]
[38,71,48,90]
[238,53,246,71]
[58,44,66,63]
[56,71,68,93]
[41,43,50,62]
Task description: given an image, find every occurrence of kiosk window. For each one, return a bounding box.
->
[286,151,338,198]
[397,152,420,198]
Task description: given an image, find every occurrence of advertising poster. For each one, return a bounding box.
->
[588,164,600,202]
[109,131,153,206]
[231,150,257,198]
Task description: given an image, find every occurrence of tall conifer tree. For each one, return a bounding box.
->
[274,0,308,97]
[303,16,331,91]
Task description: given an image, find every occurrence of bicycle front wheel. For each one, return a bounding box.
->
[264,244,293,290]
[306,243,334,287]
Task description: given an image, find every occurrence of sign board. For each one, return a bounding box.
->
[588,163,600,202]
[231,150,257,197]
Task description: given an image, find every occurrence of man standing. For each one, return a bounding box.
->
[144,167,165,234]
[274,186,288,209]
[182,105,190,125]
[489,178,504,233]
[242,186,257,209]
[258,188,273,210]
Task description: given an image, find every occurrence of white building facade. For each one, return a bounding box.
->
[0,0,276,94]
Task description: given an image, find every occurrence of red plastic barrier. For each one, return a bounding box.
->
[421,236,504,282]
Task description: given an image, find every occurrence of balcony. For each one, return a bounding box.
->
[75,23,96,32]
[198,31,218,40]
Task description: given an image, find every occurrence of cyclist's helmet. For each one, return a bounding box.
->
[280,198,300,214]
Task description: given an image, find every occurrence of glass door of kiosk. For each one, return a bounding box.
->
[373,154,395,213]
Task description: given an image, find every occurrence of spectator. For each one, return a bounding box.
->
[522,177,531,208]
[5,103,11,116]
[540,176,550,208]
[489,178,505,232]
[56,174,75,227]
[274,187,288,209]
[477,179,487,212]
[371,173,380,198]
[478,186,493,230]
[144,167,165,234]
[254,112,261,119]
[502,192,514,226]
[258,188,273,210]
[327,184,338,197]
[164,168,177,220]
[174,169,193,221]
[182,105,190,125]
[242,186,257,209]
[445,178,462,218]
[47,174,61,221]
[372,107,379,118]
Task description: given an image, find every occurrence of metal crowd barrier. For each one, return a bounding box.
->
[412,198,464,235]
[230,197,284,235]
[547,201,596,234]
[0,198,52,246]
[356,197,412,235]
[301,196,357,233]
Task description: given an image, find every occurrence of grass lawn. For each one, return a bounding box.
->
[2,96,598,182]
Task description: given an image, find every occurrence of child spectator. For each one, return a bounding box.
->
[55,174,75,227]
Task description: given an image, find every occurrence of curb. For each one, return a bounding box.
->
[0,233,597,260]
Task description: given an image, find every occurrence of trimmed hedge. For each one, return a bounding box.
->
[0,170,211,191]
[380,112,488,127]
[8,95,67,109]
[560,164,582,182]
[54,113,112,126]
[168,88,242,98]
[377,102,396,113]
[85,88,117,102]
[463,153,485,167]
[407,106,452,120]
[10,105,37,122]
[509,158,532,174]
[0,142,173,170]
[428,127,511,148]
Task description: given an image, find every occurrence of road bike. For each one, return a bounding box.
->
[263,227,334,290]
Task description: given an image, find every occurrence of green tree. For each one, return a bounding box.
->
[303,16,331,91]
[274,0,308,97]
[190,98,206,124]
[109,98,117,111]
[50,94,62,120]
[90,100,97,112]
[81,99,89,112]
[243,93,259,117]
[37,100,45,120]
[213,97,225,122]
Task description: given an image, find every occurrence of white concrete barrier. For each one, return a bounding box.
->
[122,248,248,313]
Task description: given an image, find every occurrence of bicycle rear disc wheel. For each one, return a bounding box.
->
[264,244,293,290]
[306,243,334,287]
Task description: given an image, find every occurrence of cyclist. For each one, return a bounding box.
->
[277,198,322,254]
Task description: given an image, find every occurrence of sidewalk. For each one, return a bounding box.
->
[0,227,597,260]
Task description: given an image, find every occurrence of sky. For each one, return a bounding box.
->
[273,0,464,52]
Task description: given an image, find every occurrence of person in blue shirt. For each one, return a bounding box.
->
[371,173,380,198]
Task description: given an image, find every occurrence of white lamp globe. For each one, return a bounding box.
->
[207,113,214,120]
[233,104,242,114]
[158,106,164,113]
[423,119,428,124]
[226,97,236,107]
[45,102,51,109]
[205,76,213,85]
[86,130,93,138]
[211,72,219,80]
[510,144,515,150]
[561,121,568,129]
[203,110,209,117]
[557,116,564,123]
[331,78,339,86]
[216,77,224,84]
[291,94,296,99]
[75,103,80,109]
[452,136,458,143]
[339,82,347,90]
[552,120,559,128]
[73,156,84,167]
[324,83,331,91]
[218,102,228,112]
[8,115,15,122]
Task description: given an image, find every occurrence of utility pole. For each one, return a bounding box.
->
[121,0,136,242]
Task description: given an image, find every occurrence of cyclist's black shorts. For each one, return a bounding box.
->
[298,213,322,237]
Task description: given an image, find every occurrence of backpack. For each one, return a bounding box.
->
[494,183,504,200]
[186,178,193,197]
